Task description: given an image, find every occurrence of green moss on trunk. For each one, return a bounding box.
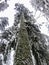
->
[14,15,33,65]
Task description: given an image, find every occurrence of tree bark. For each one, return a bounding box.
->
[14,14,33,65]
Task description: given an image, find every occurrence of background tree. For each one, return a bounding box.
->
[31,0,49,21]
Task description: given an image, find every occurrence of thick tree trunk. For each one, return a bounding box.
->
[14,14,33,65]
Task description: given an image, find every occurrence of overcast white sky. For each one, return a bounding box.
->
[0,0,49,36]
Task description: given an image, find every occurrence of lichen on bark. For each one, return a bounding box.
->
[14,14,33,65]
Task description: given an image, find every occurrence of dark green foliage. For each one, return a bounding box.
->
[0,43,6,54]
[14,3,35,26]
[24,19,49,65]
[0,2,9,11]
[0,17,8,31]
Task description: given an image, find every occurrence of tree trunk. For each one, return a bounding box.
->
[14,14,33,65]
